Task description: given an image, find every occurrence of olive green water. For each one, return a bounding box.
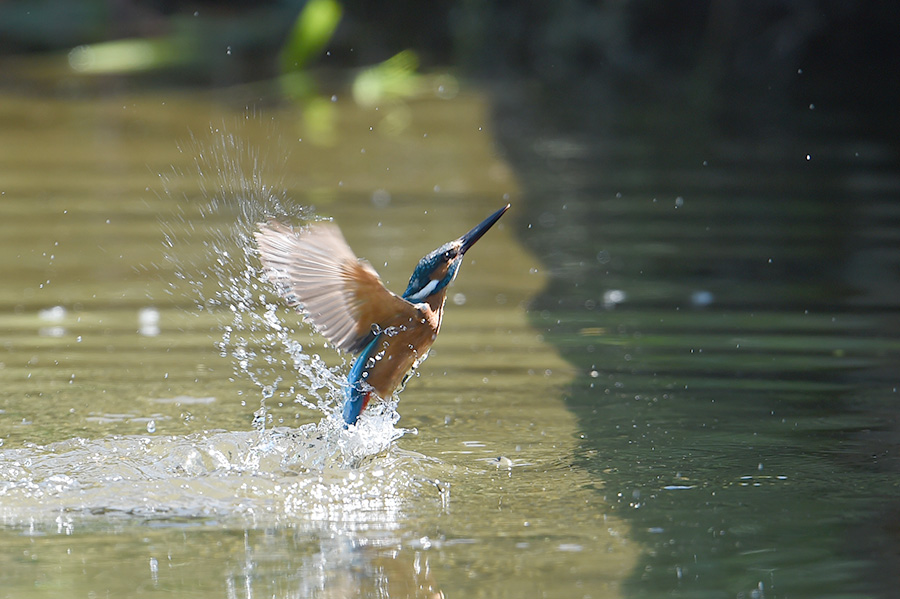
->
[0,89,631,598]
[1,80,899,599]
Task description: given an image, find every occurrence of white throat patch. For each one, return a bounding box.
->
[408,279,440,301]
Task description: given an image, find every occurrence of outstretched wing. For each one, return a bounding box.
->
[254,220,420,354]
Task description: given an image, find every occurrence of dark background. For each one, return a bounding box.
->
[3,2,898,155]
[2,2,898,117]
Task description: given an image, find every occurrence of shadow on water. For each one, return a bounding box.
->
[496,80,900,598]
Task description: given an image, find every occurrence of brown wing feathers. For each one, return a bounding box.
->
[254,220,419,354]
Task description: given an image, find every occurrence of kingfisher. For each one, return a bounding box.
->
[254,203,509,426]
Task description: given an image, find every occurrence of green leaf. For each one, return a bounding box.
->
[280,0,343,73]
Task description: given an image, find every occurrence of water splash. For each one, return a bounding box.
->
[0,424,443,527]
[157,118,412,464]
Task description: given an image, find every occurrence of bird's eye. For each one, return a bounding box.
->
[443,250,452,260]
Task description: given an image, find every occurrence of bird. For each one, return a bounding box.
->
[254,203,509,426]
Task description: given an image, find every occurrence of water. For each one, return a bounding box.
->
[1,74,899,598]
[494,86,900,598]
[1,88,627,598]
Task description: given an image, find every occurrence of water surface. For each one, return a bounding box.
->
[495,86,900,598]
[0,87,632,598]
[3,63,899,599]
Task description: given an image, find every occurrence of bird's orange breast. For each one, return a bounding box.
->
[363,297,444,398]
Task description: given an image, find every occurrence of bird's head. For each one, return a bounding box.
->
[402,204,509,303]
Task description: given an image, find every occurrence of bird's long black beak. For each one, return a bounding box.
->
[460,204,510,254]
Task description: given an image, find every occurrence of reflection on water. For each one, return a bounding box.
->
[0,515,445,598]
[498,86,900,598]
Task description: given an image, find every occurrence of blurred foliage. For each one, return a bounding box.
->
[276,3,429,145]
[1,1,896,122]
[279,0,342,72]
[0,1,896,148]
[277,0,344,146]
[351,49,421,107]
[68,37,190,74]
